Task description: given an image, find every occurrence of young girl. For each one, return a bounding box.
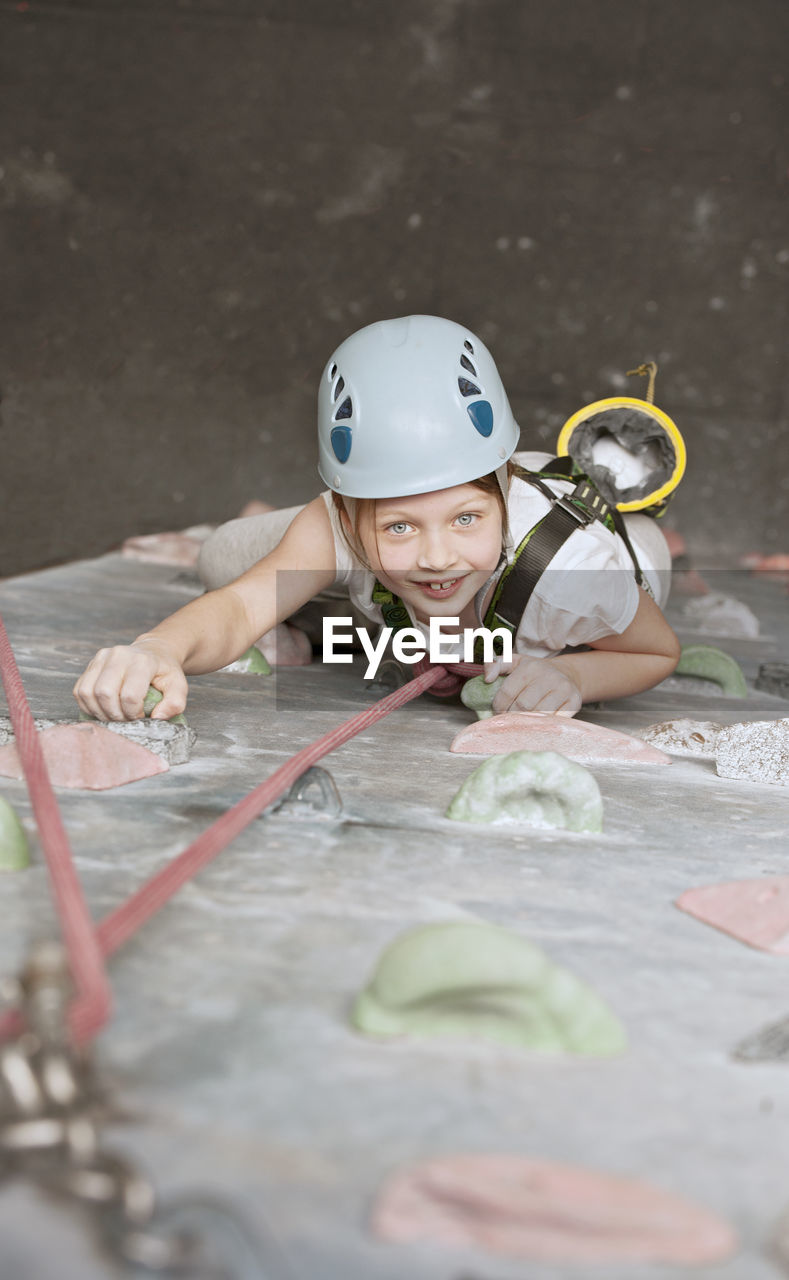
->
[73,315,681,723]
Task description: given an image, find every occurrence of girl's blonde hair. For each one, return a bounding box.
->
[331,463,515,571]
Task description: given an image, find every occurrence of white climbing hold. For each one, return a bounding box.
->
[680,593,760,639]
[446,749,603,832]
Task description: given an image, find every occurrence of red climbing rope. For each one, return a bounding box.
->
[0,616,112,1043]
[0,613,480,1044]
[95,657,478,959]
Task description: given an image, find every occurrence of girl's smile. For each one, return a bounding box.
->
[357,484,504,625]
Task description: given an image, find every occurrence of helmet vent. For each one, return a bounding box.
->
[333,376,345,400]
[464,339,474,354]
[329,363,338,379]
[334,395,353,421]
[458,377,481,397]
[460,354,477,377]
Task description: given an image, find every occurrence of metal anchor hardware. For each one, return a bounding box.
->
[365,658,409,691]
[270,766,343,821]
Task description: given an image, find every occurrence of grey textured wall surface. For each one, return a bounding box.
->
[1,0,787,576]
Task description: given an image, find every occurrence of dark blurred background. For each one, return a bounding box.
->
[1,0,787,577]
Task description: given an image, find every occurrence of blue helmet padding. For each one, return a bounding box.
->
[331,425,352,463]
[467,400,494,438]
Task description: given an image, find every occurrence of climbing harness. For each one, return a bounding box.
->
[479,457,652,653]
[0,613,479,1274]
[490,467,619,632]
[474,360,686,655]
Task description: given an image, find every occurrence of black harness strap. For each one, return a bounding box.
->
[494,475,616,627]
[609,506,645,589]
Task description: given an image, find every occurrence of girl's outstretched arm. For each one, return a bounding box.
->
[486,588,681,716]
[73,496,337,722]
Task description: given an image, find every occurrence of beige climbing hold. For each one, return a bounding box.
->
[0,724,168,790]
[451,711,670,764]
[5,714,194,767]
[0,796,31,870]
[640,718,722,757]
[352,922,626,1054]
[446,749,603,832]
[371,1153,738,1264]
[714,718,789,785]
[642,716,789,784]
[677,876,789,953]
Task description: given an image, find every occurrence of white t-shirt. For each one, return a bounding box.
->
[321,452,668,659]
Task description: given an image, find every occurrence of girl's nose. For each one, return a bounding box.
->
[416,531,457,571]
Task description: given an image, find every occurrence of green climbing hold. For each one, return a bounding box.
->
[675,645,748,698]
[0,796,31,871]
[446,749,603,833]
[234,646,271,675]
[221,646,272,675]
[142,687,187,724]
[460,674,504,719]
[81,686,187,723]
[352,921,627,1054]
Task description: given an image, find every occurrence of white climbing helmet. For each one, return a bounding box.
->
[316,315,520,498]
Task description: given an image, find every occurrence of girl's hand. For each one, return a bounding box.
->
[483,654,582,718]
[73,639,188,722]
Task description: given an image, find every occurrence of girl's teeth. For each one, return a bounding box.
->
[430,579,456,590]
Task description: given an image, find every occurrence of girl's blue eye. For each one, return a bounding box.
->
[389,522,409,534]
[456,513,475,526]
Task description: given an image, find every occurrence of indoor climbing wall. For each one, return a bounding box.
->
[1,546,788,1278]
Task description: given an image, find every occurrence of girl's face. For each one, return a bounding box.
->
[355,483,504,624]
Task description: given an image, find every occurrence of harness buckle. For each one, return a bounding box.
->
[552,495,595,527]
[554,481,611,526]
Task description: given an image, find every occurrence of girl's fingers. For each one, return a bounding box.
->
[483,655,516,683]
[148,672,189,720]
[73,646,161,721]
[490,658,582,718]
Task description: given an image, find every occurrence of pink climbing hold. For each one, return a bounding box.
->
[237,499,276,518]
[671,566,711,597]
[676,876,789,953]
[256,623,313,667]
[372,1154,737,1264]
[662,529,687,560]
[451,712,671,765]
[120,525,214,566]
[0,723,169,790]
[739,552,789,582]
